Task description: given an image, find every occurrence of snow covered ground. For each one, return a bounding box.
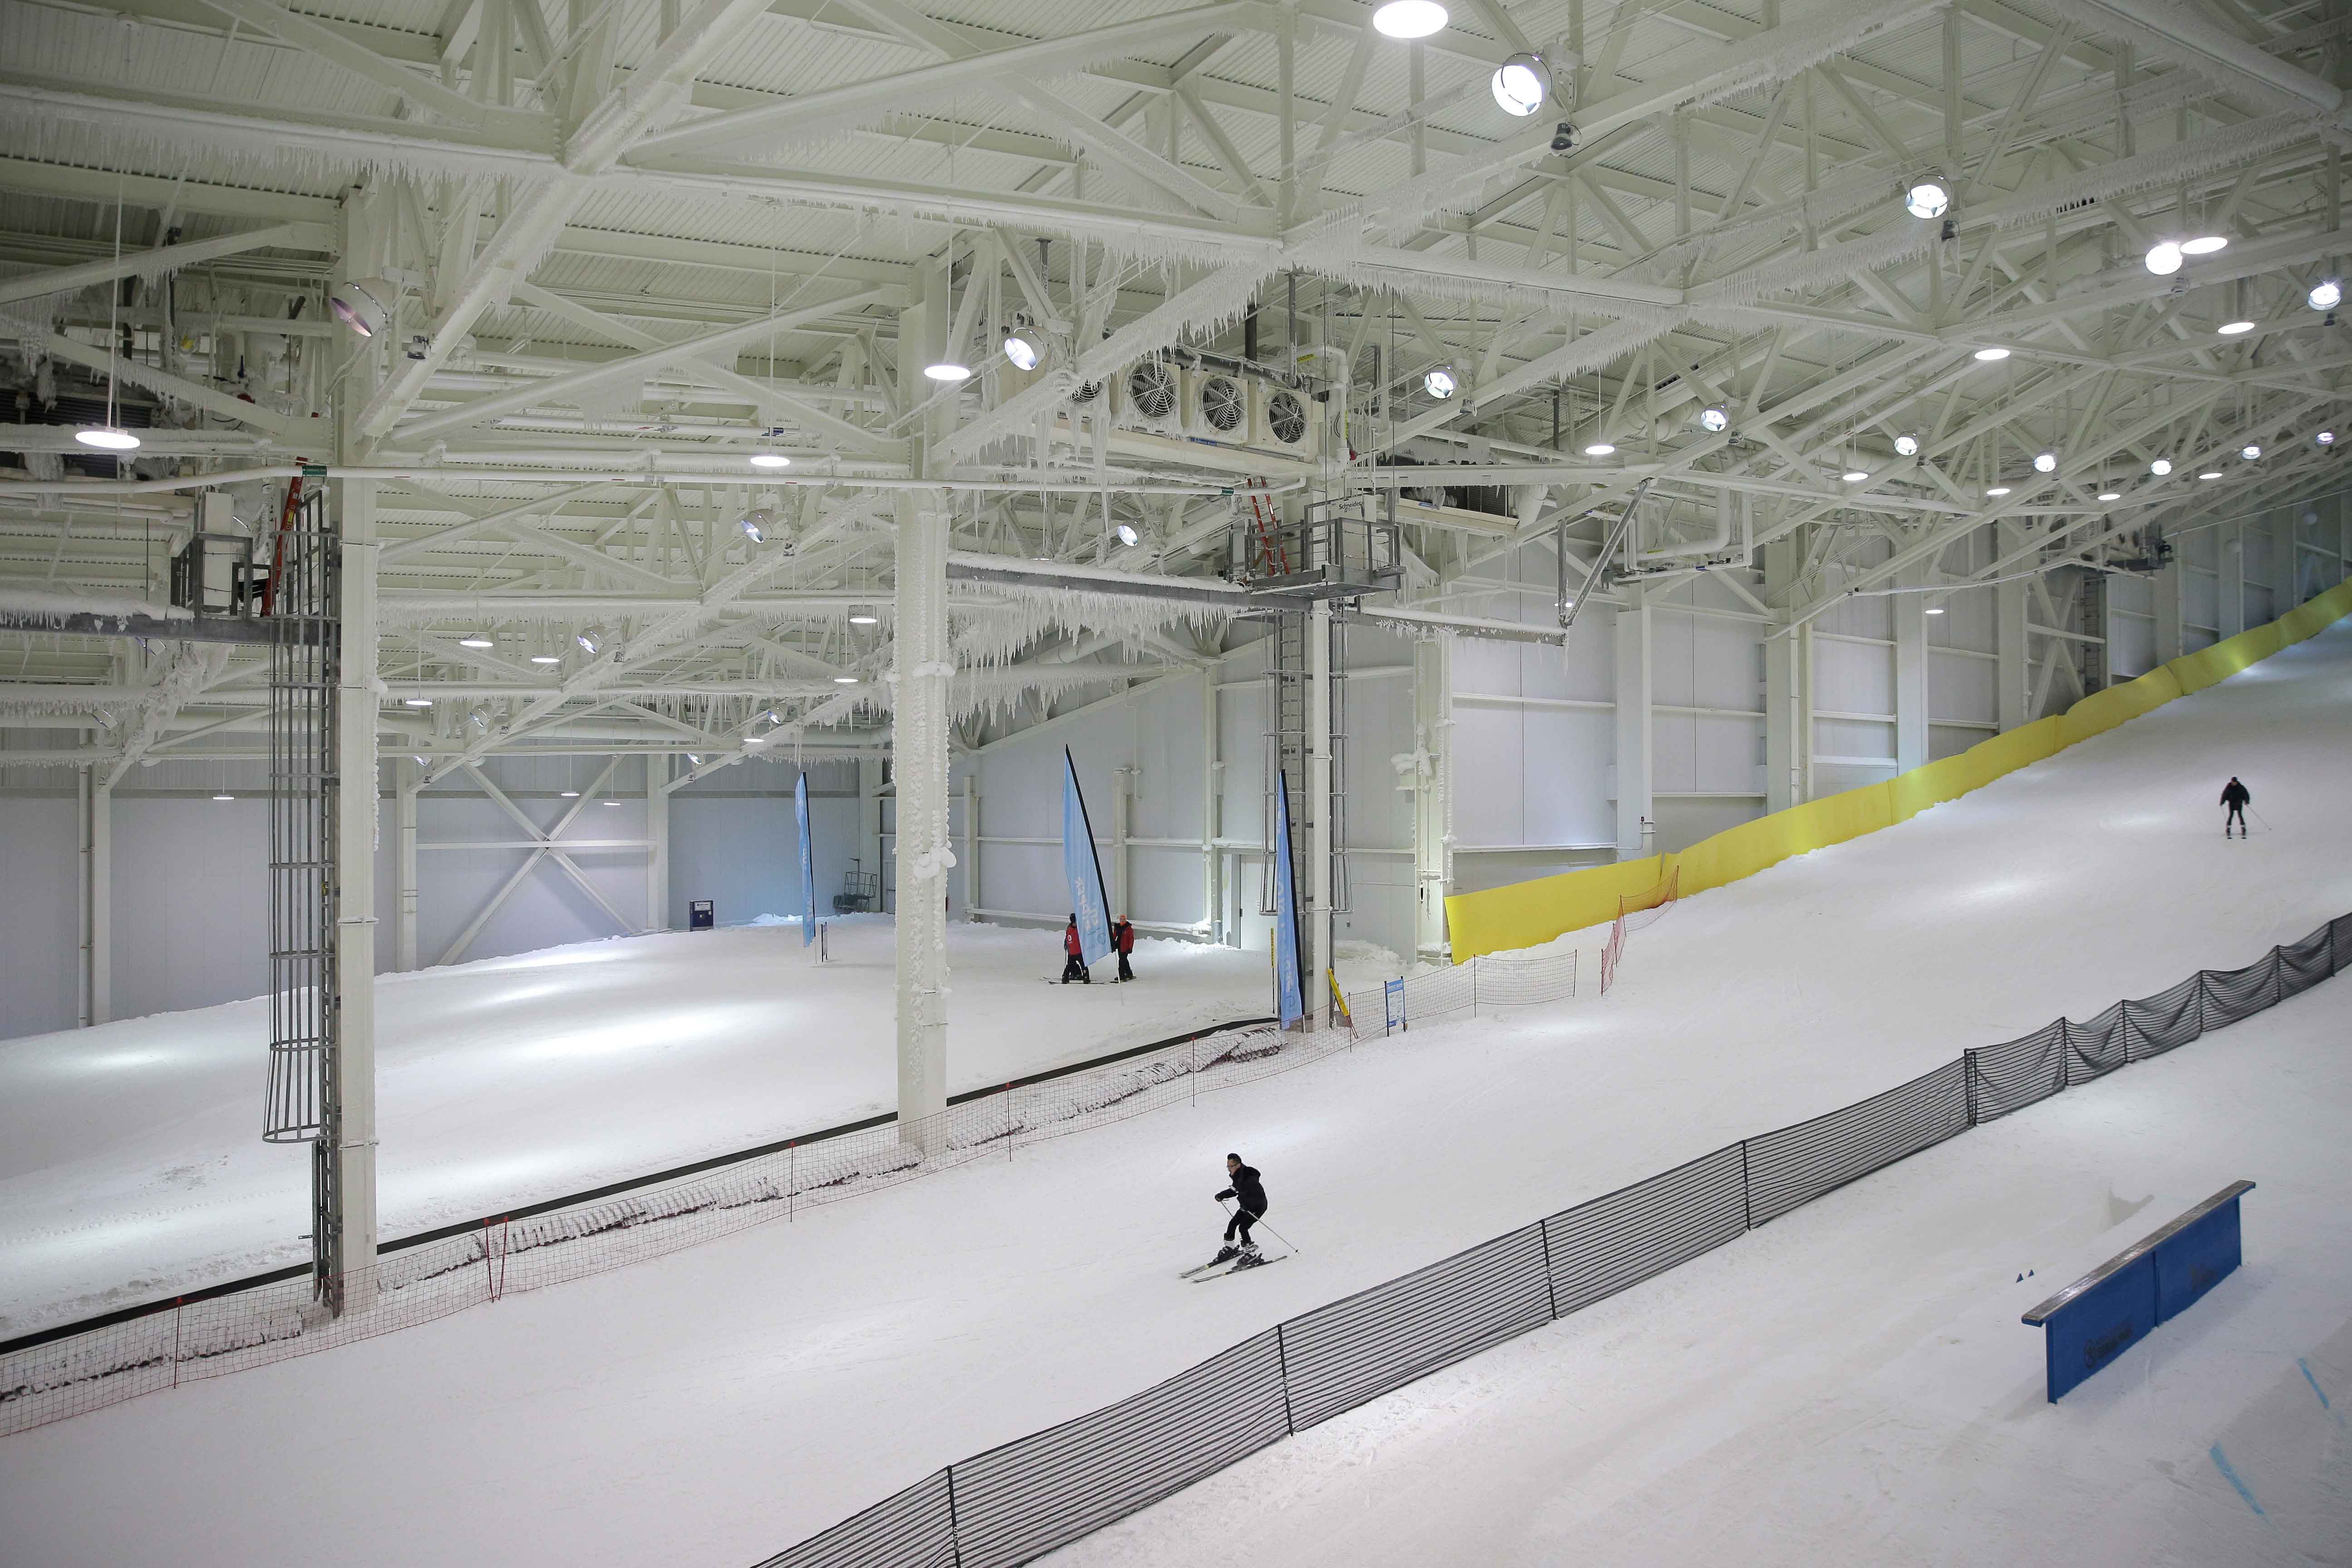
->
[2,622,2348,1567]
[1053,983,2352,1568]
[0,918,1290,1335]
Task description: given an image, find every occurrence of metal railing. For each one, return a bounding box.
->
[751,910,2352,1568]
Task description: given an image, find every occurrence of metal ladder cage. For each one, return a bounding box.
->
[263,495,340,1288]
[1259,610,1350,936]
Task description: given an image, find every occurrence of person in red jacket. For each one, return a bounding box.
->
[1060,914,1091,984]
[1112,916,1137,982]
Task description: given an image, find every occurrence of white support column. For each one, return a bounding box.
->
[1996,522,2030,730]
[1201,665,1221,941]
[1112,765,1132,923]
[1613,590,1653,859]
[1763,539,1798,813]
[2153,556,2185,663]
[1893,564,1929,772]
[1411,632,1454,962]
[333,472,381,1312]
[1307,599,1335,1014]
[646,756,670,931]
[2219,519,2246,637]
[76,767,92,1029]
[858,755,886,906]
[892,490,953,1143]
[961,775,978,921]
[89,777,112,1024]
[395,756,418,971]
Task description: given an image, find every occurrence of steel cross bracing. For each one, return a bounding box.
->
[1,0,2349,769]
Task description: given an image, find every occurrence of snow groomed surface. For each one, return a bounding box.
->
[1447,573,2352,959]
[750,908,2350,1568]
[3,621,2350,1567]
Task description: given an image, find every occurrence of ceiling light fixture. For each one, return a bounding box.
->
[1699,407,1729,432]
[2241,444,2261,461]
[2219,320,2255,336]
[1905,181,1950,220]
[1372,0,1448,39]
[576,628,603,655]
[329,277,397,338]
[2200,470,2224,480]
[739,510,769,544]
[213,793,236,801]
[2180,235,2229,256]
[560,790,580,798]
[1894,434,1920,456]
[1924,606,1945,616]
[1584,442,1616,456]
[833,676,860,685]
[1424,366,1459,399]
[78,188,140,452]
[2309,279,2342,311]
[1985,485,2011,496]
[458,635,494,649]
[530,653,561,665]
[2319,431,2337,446]
[2144,241,2184,276]
[2033,451,2057,473]
[2150,458,2174,475]
[1003,331,1040,371]
[923,361,972,382]
[2097,491,2122,501]
[1491,52,1547,116]
[1973,346,2010,361]
[1842,470,1869,483]
[848,611,879,626]
[1116,522,1141,547]
[749,452,790,469]
[744,734,767,746]
[402,697,433,707]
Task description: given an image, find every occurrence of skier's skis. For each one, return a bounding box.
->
[1192,1253,1288,1282]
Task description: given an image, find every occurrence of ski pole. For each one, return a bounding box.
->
[2251,807,2273,830]
[1218,1196,1300,1254]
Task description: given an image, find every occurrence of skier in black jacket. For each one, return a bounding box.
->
[2221,777,2251,837]
[1212,1153,1268,1264]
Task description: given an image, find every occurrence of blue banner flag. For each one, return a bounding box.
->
[1273,766,1305,1029]
[1062,748,1114,965]
[795,771,816,946]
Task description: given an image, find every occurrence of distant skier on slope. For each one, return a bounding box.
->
[1112,916,1137,982]
[1060,914,1091,984]
[1210,1153,1268,1267]
[2221,777,2251,837]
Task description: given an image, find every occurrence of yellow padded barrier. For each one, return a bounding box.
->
[1444,571,2352,961]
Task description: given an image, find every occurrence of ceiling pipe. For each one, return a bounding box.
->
[0,466,1279,499]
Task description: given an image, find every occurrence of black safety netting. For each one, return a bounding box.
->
[2121,972,2205,1058]
[2064,1003,2130,1084]
[2202,951,2283,1025]
[1745,1060,1971,1225]
[2281,928,2333,997]
[1970,1021,2069,1121]
[1279,1223,1553,1432]
[751,1470,956,1568]
[1542,1143,1749,1316]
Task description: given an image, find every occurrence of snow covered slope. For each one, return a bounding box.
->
[1052,982,2352,1568]
[0,919,1282,1335]
[2,622,2349,1567]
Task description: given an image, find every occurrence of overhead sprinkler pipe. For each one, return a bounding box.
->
[0,466,1277,499]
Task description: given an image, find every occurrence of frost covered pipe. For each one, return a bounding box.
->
[0,466,1268,498]
[1641,489,1737,562]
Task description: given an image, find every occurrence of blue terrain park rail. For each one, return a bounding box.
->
[2021,1181,2255,1401]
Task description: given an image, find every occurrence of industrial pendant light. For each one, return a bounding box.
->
[76,183,139,453]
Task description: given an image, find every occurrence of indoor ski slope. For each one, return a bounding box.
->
[1053,977,2352,1568]
[3,621,2350,1568]
[0,920,1283,1335]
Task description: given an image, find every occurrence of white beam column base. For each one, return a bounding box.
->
[893,491,952,1147]
[333,485,381,1314]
